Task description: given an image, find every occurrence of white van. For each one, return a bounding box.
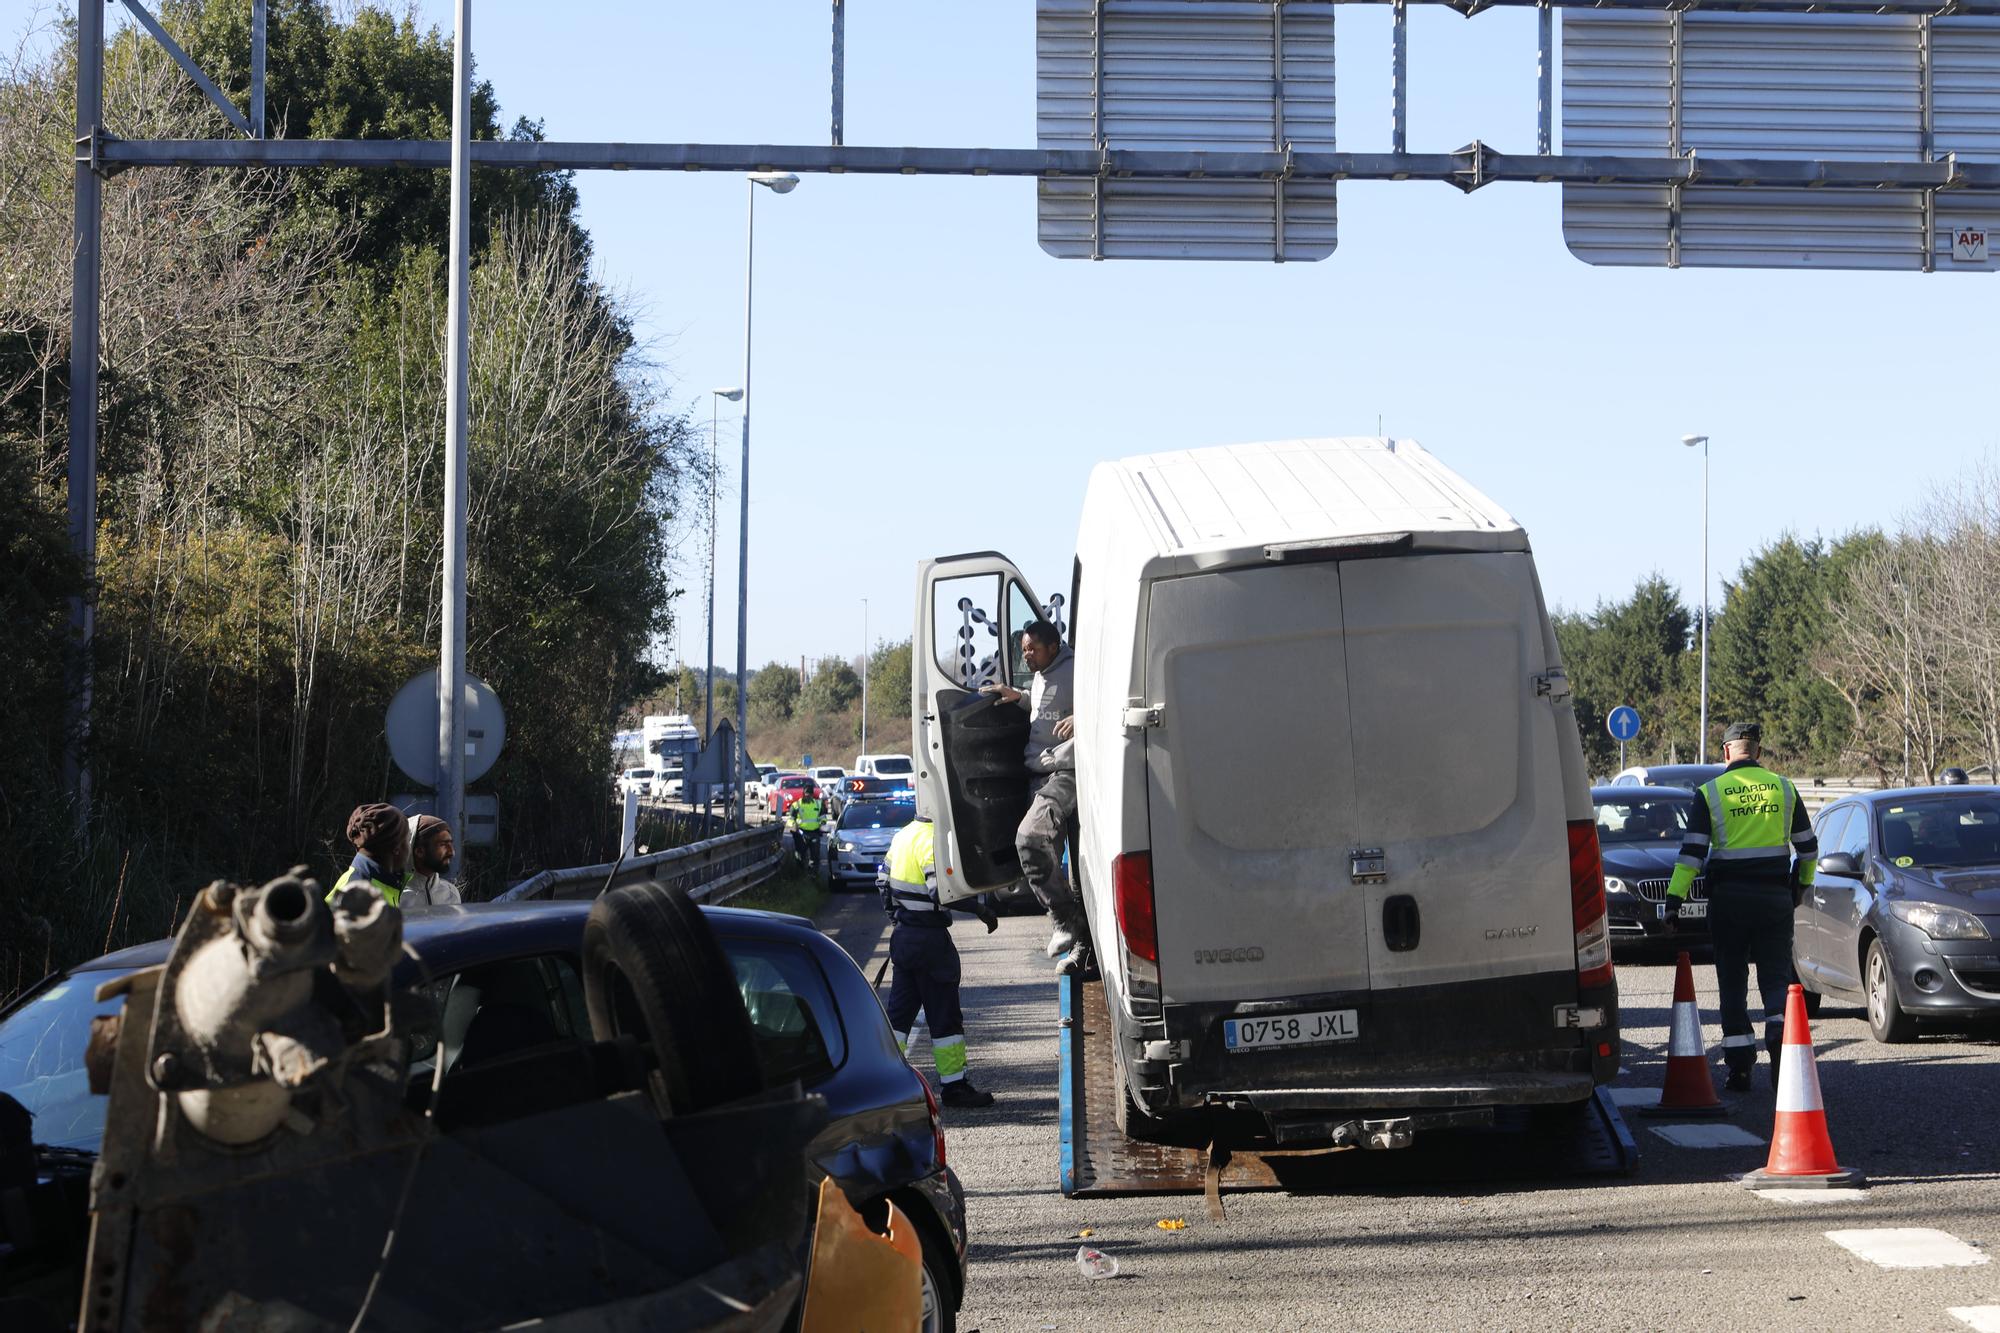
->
[912,438,1617,1144]
[853,754,915,779]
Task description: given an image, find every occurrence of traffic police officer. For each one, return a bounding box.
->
[792,789,826,871]
[880,810,999,1108]
[1666,721,1817,1090]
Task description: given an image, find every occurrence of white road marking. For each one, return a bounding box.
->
[1825,1229,1991,1269]
[1608,1087,1662,1107]
[1649,1124,1765,1148]
[1950,1307,2000,1332]
[1753,1188,1869,1204]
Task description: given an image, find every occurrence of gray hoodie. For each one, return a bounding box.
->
[1023,645,1075,775]
[403,814,462,908]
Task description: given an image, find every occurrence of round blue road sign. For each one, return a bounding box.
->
[1606,706,1641,742]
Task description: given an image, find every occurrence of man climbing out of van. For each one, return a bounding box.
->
[981,619,1091,975]
[1664,720,1817,1091]
[879,809,1000,1108]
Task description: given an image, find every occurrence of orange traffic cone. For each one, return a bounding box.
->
[1741,984,1866,1190]
[1639,950,1728,1118]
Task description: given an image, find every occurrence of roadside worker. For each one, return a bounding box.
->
[880,811,1000,1108]
[331,802,410,906]
[1665,721,1817,1090]
[793,788,826,871]
[403,813,462,907]
[980,619,1089,974]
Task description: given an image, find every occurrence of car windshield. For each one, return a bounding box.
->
[0,972,132,1151]
[869,758,913,775]
[628,769,652,779]
[1878,797,2000,868]
[1594,794,1693,843]
[840,802,916,831]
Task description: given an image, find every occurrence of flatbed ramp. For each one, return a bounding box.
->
[1058,975,1637,1207]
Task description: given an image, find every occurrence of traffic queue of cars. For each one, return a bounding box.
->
[1599,769,2000,1045]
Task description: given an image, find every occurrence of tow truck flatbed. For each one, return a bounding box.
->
[1058,975,1636,1212]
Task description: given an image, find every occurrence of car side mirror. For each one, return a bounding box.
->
[1817,851,1861,877]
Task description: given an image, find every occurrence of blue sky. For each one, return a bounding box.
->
[44,2,2000,673]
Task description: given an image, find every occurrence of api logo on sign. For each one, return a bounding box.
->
[1953,228,1989,263]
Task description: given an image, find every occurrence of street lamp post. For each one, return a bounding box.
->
[735,172,798,828]
[707,387,741,820]
[1682,434,1710,765]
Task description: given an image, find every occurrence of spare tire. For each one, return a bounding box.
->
[582,885,764,1116]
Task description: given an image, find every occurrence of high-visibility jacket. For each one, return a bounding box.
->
[1667,760,1817,900]
[328,866,402,907]
[794,798,824,832]
[882,820,949,927]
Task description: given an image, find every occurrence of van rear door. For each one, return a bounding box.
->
[1143,562,1371,1003]
[1337,552,1575,990]
[913,553,1046,903]
[1143,551,1574,1007]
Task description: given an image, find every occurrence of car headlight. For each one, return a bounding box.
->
[1603,876,1630,895]
[837,841,857,853]
[1888,901,1992,941]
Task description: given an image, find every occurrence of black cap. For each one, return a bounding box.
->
[1722,721,1761,744]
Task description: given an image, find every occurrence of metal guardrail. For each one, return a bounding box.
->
[498,822,785,907]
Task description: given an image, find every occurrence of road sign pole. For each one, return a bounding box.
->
[1620,740,1626,769]
[437,0,472,876]
[65,0,104,834]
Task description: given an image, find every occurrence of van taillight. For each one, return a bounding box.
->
[1568,820,1614,989]
[1113,852,1157,964]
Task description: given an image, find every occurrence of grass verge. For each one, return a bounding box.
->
[720,857,831,920]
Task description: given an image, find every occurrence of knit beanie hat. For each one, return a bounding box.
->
[346,803,408,860]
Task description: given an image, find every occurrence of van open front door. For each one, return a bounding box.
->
[913,552,1047,905]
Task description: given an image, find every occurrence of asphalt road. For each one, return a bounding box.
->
[816,894,2000,1333]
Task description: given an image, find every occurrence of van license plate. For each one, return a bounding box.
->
[1224,1010,1359,1052]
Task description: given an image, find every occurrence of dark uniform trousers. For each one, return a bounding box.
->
[884,921,965,1050]
[1709,886,1795,1073]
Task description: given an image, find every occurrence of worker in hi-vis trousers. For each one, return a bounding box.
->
[879,812,999,1109]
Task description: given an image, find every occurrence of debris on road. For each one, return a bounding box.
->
[1077,1245,1120,1280]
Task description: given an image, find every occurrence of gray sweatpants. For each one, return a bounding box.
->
[1017,771,1084,936]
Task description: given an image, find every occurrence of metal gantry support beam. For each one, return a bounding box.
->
[1392,0,1409,154]
[251,0,266,138]
[1536,3,1552,155]
[118,0,254,136]
[831,0,845,146]
[92,137,2000,190]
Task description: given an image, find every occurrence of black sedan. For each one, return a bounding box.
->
[0,901,968,1333]
[1798,787,2000,1043]
[1592,785,1711,949]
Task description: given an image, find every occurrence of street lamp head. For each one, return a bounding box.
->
[713,387,744,402]
[749,172,800,194]
[1681,434,1708,448]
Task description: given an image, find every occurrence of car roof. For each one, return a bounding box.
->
[68,900,825,978]
[1591,784,1694,801]
[1833,785,2000,806]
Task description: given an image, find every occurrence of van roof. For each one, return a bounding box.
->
[1110,438,1526,566]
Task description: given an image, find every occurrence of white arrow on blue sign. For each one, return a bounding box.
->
[1606,706,1641,742]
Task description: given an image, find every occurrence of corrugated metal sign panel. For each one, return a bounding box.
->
[1563,11,2000,271]
[1037,1,1336,261]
